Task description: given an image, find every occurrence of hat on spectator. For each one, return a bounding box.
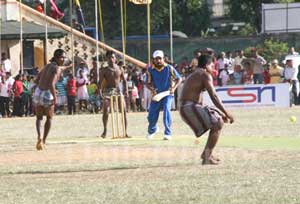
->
[271,59,278,64]
[153,50,164,58]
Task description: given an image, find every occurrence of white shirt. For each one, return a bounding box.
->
[76,67,89,81]
[217,58,230,70]
[284,66,298,81]
[0,81,10,97]
[219,70,230,86]
[1,59,12,73]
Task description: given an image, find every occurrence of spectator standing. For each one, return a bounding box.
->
[34,0,44,13]
[190,50,201,72]
[12,75,23,117]
[0,74,11,117]
[269,59,283,84]
[251,49,267,84]
[263,64,271,84]
[141,67,151,111]
[76,60,89,81]
[77,70,89,111]
[1,52,12,74]
[283,59,299,105]
[146,50,182,140]
[55,74,67,114]
[22,74,31,116]
[216,52,230,86]
[288,47,299,55]
[232,50,246,70]
[66,73,77,115]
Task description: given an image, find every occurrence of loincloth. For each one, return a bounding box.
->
[33,87,54,107]
[102,88,121,99]
[180,101,221,137]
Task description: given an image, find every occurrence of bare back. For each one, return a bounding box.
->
[180,69,210,104]
[37,63,58,90]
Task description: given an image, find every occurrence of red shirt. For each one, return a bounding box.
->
[263,70,270,84]
[13,80,23,97]
[67,79,77,96]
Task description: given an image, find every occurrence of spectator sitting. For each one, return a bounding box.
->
[243,62,254,84]
[219,65,230,86]
[87,79,101,113]
[232,65,243,85]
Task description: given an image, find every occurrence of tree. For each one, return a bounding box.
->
[80,0,211,39]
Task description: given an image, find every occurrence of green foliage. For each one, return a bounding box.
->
[236,23,257,36]
[79,0,211,39]
[244,38,288,62]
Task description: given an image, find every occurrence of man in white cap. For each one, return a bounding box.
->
[146,50,182,140]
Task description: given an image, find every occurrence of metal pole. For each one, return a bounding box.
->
[120,0,126,64]
[169,0,173,63]
[44,0,48,64]
[19,0,24,74]
[95,0,99,83]
[69,0,75,75]
[147,1,151,64]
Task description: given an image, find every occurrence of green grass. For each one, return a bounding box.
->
[1,107,300,204]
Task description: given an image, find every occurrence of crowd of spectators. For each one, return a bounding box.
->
[1,46,300,118]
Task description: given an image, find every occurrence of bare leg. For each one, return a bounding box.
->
[43,117,52,144]
[36,119,42,141]
[35,106,43,150]
[202,119,224,165]
[101,99,109,138]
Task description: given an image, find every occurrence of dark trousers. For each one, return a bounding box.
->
[67,95,76,114]
[12,96,23,116]
[0,96,10,117]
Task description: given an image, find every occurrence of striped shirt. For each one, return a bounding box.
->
[55,78,67,96]
[146,63,181,93]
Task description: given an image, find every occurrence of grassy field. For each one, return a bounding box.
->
[1,107,300,204]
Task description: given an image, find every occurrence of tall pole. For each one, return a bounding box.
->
[69,0,75,75]
[169,0,173,63]
[120,0,126,64]
[19,0,24,74]
[95,0,99,83]
[147,1,151,64]
[44,0,48,65]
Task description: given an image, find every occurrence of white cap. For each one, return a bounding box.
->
[153,50,164,58]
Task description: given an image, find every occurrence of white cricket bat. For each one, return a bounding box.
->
[152,90,170,102]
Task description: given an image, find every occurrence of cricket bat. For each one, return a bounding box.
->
[152,90,170,102]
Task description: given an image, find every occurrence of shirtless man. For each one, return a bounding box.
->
[98,51,129,138]
[33,49,72,150]
[180,54,234,165]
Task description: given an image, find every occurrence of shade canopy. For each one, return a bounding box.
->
[0,20,67,40]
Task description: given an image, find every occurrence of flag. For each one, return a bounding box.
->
[49,0,64,20]
[129,0,152,4]
[73,0,86,27]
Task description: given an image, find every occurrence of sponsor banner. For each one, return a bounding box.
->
[203,83,290,108]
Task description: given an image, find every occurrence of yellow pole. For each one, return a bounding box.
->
[147,1,151,64]
[98,0,105,42]
[120,0,126,64]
